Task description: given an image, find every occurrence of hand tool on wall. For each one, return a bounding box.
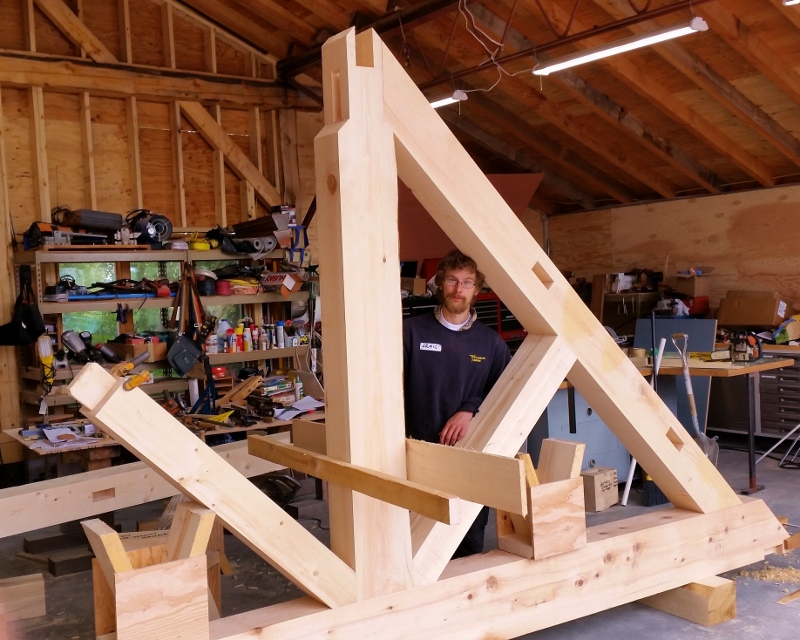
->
[109,350,151,377]
[672,332,719,466]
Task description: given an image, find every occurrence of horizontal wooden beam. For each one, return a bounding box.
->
[248,436,460,525]
[208,499,786,639]
[0,52,316,109]
[0,440,283,540]
[406,439,527,515]
[70,364,356,609]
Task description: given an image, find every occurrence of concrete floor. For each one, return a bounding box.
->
[3,445,800,639]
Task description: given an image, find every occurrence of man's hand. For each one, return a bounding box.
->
[439,411,473,446]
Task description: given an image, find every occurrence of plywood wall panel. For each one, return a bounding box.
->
[82,0,122,60]
[221,109,249,136]
[0,1,25,51]
[182,131,215,228]
[136,101,169,131]
[139,127,174,219]
[43,93,83,211]
[129,0,164,67]
[548,185,800,308]
[216,38,246,77]
[2,89,35,232]
[296,111,321,250]
[173,14,206,72]
[92,97,131,212]
[34,5,77,57]
[224,164,243,225]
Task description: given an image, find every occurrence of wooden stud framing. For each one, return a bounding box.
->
[161,1,177,69]
[28,86,51,220]
[22,0,37,52]
[278,108,300,207]
[204,27,217,74]
[126,97,143,209]
[79,92,98,209]
[34,0,116,61]
[169,101,187,227]
[210,104,227,227]
[118,0,133,63]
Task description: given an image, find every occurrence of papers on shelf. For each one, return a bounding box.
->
[274,396,325,420]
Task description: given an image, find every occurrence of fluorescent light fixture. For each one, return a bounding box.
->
[784,0,800,6]
[430,89,468,109]
[532,17,708,76]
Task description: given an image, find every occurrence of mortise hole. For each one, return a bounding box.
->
[330,71,342,122]
[92,488,115,502]
[666,427,685,451]
[532,262,554,289]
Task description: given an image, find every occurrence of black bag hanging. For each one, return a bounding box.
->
[0,265,46,346]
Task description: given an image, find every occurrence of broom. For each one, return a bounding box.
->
[643,313,670,506]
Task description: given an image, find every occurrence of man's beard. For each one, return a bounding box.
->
[444,293,470,316]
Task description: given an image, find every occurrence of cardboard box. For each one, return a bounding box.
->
[581,467,618,512]
[401,277,427,296]
[106,342,168,362]
[665,274,710,297]
[717,290,789,328]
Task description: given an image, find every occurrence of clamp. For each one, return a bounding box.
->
[123,370,152,390]
[288,224,309,265]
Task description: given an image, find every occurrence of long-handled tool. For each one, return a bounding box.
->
[672,332,719,466]
[621,337,665,506]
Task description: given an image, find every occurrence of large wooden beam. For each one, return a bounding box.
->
[249,436,460,524]
[69,364,356,608]
[0,439,281,539]
[314,30,412,598]
[179,101,281,208]
[208,500,786,639]
[381,32,742,523]
[0,53,315,109]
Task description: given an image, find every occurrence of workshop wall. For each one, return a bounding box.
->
[548,184,800,309]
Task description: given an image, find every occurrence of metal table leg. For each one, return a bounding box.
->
[742,372,764,495]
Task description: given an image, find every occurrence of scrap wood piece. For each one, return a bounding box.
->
[784,531,800,551]
[248,435,460,525]
[69,363,356,609]
[536,439,585,484]
[82,519,133,591]
[517,453,539,487]
[163,500,216,562]
[640,576,736,626]
[406,439,527,515]
[778,588,800,605]
[0,574,46,622]
[215,375,263,407]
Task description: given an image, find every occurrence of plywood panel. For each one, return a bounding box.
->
[220,109,249,137]
[129,0,164,67]
[82,0,122,60]
[216,38,246,77]
[173,14,206,72]
[43,93,83,210]
[92,97,132,212]
[34,3,76,57]
[0,1,25,51]
[182,130,215,228]
[548,184,800,308]
[2,89,35,230]
[223,163,242,225]
[139,128,174,219]
[136,101,169,131]
[296,110,321,252]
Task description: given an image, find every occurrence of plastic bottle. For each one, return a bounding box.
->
[276,321,286,349]
[217,318,232,339]
[243,327,252,352]
[294,375,304,401]
[258,328,268,351]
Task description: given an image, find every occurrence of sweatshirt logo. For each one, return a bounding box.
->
[470,354,486,363]
[419,342,441,352]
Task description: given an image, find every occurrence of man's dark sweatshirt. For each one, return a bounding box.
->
[403,312,511,443]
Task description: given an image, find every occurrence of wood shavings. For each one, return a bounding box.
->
[738,565,800,584]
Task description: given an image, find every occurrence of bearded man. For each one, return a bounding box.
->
[403,249,511,557]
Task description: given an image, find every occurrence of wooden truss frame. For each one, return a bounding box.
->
[64,27,787,640]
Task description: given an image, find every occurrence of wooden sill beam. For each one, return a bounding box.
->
[248,436,460,525]
[0,52,316,109]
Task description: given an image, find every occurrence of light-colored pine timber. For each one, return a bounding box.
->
[639,576,736,626]
[69,364,357,608]
[162,501,216,562]
[28,86,50,219]
[0,574,46,622]
[168,101,186,226]
[292,418,326,454]
[537,439,585,484]
[248,436,459,525]
[529,477,587,560]
[179,101,280,208]
[93,559,117,636]
[314,29,412,598]
[125,97,143,208]
[518,453,539,486]
[208,499,786,640]
[0,438,288,540]
[82,519,134,591]
[79,92,97,208]
[406,439,527,515]
[115,556,209,640]
[379,30,741,521]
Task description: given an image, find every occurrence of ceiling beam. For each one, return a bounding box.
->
[593,0,800,169]
[770,0,800,31]
[0,52,314,108]
[468,3,723,194]
[696,4,800,126]
[440,110,596,211]
[537,1,775,187]
[277,0,460,78]
[229,0,318,44]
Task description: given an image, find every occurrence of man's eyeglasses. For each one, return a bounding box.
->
[443,277,476,289]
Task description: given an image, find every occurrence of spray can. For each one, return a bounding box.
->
[294,375,303,401]
[276,321,285,349]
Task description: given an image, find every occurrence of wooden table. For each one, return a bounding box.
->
[7,428,122,479]
[651,358,794,494]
